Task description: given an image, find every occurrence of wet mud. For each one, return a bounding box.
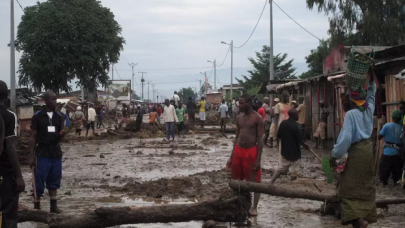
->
[17,133,405,228]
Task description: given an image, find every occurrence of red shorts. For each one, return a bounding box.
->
[231,145,261,182]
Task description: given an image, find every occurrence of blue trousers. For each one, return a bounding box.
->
[35,156,62,197]
[165,122,175,140]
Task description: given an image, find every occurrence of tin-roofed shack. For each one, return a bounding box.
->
[260,45,405,148]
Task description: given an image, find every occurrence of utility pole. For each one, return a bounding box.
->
[147,81,151,102]
[10,0,16,112]
[269,0,275,81]
[151,84,156,102]
[112,63,114,80]
[200,72,207,95]
[128,63,138,97]
[138,72,147,101]
[230,40,233,99]
[221,40,233,99]
[196,79,202,97]
[207,60,217,90]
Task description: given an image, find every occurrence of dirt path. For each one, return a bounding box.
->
[18,134,405,228]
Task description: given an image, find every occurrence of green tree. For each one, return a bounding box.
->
[16,0,125,94]
[237,45,296,94]
[300,40,331,79]
[307,0,405,46]
[178,87,195,101]
[200,83,213,95]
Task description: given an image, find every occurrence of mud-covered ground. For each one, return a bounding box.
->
[18,122,405,227]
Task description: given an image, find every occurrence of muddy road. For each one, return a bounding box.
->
[18,132,405,228]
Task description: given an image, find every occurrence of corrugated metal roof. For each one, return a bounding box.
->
[276,81,302,91]
[344,46,392,54]
[394,69,405,80]
[328,73,346,81]
[375,57,405,65]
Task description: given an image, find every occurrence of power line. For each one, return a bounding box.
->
[154,80,198,85]
[16,0,24,12]
[122,55,130,64]
[138,66,213,71]
[113,65,122,79]
[273,1,321,41]
[217,45,231,67]
[207,66,214,80]
[234,0,268,49]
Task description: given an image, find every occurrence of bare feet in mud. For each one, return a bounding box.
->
[249,208,258,217]
[353,218,368,228]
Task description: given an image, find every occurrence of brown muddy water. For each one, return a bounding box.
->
[18,134,405,228]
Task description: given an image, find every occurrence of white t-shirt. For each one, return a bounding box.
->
[47,112,53,120]
[88,108,97,121]
[173,94,180,105]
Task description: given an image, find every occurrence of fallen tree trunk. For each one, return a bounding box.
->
[18,193,251,228]
[229,180,337,202]
[229,180,405,208]
[196,128,236,133]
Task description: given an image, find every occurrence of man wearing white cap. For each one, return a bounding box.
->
[291,100,298,109]
[269,97,280,148]
[314,100,329,149]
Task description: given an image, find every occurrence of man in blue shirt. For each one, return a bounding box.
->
[378,110,404,186]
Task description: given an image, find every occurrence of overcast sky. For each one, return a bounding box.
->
[0,0,329,101]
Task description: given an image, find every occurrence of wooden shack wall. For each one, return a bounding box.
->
[300,79,336,142]
[385,75,405,122]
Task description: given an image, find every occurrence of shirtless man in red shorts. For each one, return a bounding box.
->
[226,94,264,216]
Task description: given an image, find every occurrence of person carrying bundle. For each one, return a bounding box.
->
[330,68,376,228]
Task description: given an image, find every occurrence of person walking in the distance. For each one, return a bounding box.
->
[121,103,129,130]
[96,106,105,129]
[314,100,329,149]
[262,97,272,146]
[269,98,280,148]
[378,110,404,186]
[86,104,96,137]
[173,91,180,107]
[157,104,162,125]
[186,97,197,127]
[226,95,264,216]
[0,80,26,227]
[274,92,291,148]
[175,104,186,138]
[218,99,228,134]
[162,99,178,142]
[199,97,206,128]
[257,101,265,120]
[72,106,84,136]
[29,91,65,213]
[270,109,309,184]
[296,97,306,141]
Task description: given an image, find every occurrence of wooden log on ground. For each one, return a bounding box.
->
[18,193,251,228]
[229,180,405,208]
[229,180,337,202]
[196,128,236,133]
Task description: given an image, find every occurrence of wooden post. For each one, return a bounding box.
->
[310,83,314,141]
[333,82,336,144]
[324,80,327,148]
